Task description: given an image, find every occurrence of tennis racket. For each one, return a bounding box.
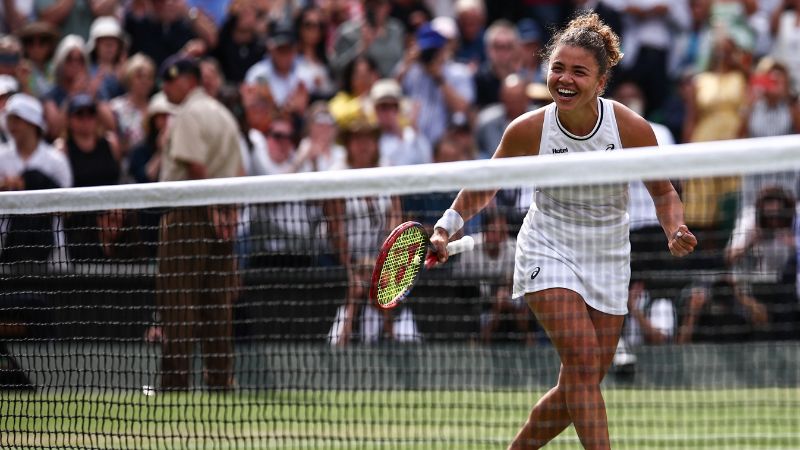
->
[370,221,475,310]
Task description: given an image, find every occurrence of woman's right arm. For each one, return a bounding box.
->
[429,111,543,262]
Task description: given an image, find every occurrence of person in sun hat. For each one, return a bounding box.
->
[86,16,129,100]
[0,93,73,265]
[369,77,431,167]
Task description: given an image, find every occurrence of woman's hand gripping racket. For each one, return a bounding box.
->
[370,221,474,310]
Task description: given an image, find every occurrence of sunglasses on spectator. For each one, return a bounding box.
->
[23,36,53,46]
[302,21,321,28]
[270,131,293,141]
[72,108,97,118]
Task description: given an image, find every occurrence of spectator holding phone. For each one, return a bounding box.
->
[396,22,474,146]
[738,57,800,211]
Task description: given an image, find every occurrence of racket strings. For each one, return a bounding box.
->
[376,228,427,306]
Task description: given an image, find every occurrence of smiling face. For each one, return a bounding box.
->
[547,44,606,112]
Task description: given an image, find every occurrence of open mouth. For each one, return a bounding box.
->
[557,88,577,99]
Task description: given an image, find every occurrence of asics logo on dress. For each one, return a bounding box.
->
[605,144,615,151]
[530,267,541,280]
[552,148,568,154]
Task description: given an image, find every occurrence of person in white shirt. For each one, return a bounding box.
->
[243,22,314,115]
[0,93,73,264]
[370,78,432,167]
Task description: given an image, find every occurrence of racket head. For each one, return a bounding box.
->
[370,221,428,309]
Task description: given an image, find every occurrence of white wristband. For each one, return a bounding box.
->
[434,209,464,236]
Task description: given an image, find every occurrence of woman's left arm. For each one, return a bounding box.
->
[615,102,697,257]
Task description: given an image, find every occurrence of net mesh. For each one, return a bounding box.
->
[1,136,800,449]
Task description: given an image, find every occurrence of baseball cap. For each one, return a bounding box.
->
[67,94,97,115]
[517,18,542,44]
[159,54,201,82]
[416,23,447,51]
[5,93,46,131]
[370,78,402,104]
[268,21,296,47]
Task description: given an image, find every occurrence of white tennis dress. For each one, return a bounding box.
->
[512,98,631,315]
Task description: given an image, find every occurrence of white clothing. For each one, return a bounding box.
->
[244,59,316,107]
[294,138,347,172]
[0,140,73,188]
[772,11,800,94]
[0,140,72,261]
[378,126,432,167]
[513,98,631,315]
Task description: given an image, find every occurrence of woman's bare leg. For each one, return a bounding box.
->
[508,289,624,449]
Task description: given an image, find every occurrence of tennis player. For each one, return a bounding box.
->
[429,12,697,449]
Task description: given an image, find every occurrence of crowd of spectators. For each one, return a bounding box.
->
[1,0,799,346]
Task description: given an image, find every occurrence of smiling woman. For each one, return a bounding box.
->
[428,12,697,450]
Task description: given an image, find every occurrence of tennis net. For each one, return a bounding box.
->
[1,135,800,449]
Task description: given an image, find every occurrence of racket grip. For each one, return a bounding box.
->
[446,235,475,256]
[425,236,475,269]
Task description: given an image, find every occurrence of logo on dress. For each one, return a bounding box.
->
[530,267,541,280]
[552,148,568,154]
[605,144,615,151]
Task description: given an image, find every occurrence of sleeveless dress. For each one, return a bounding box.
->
[512,98,631,315]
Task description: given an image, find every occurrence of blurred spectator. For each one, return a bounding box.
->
[370,77,431,167]
[329,0,405,78]
[212,0,268,84]
[0,93,72,266]
[124,0,217,68]
[0,75,19,143]
[677,277,766,343]
[670,0,712,78]
[86,16,128,100]
[199,56,224,98]
[473,19,520,108]
[397,22,474,146]
[1,0,34,34]
[59,94,121,187]
[475,74,531,159]
[42,35,116,139]
[738,57,800,211]
[250,112,310,175]
[516,18,545,85]
[293,100,345,172]
[0,35,22,79]
[16,22,60,97]
[681,32,749,259]
[156,55,242,390]
[618,0,691,117]
[726,186,799,340]
[110,53,156,158]
[244,21,313,116]
[706,0,757,71]
[574,0,625,39]
[771,0,800,94]
[456,208,530,345]
[389,0,432,33]
[325,115,411,346]
[453,0,486,70]
[128,91,174,183]
[35,0,118,40]
[294,5,335,100]
[328,54,378,129]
